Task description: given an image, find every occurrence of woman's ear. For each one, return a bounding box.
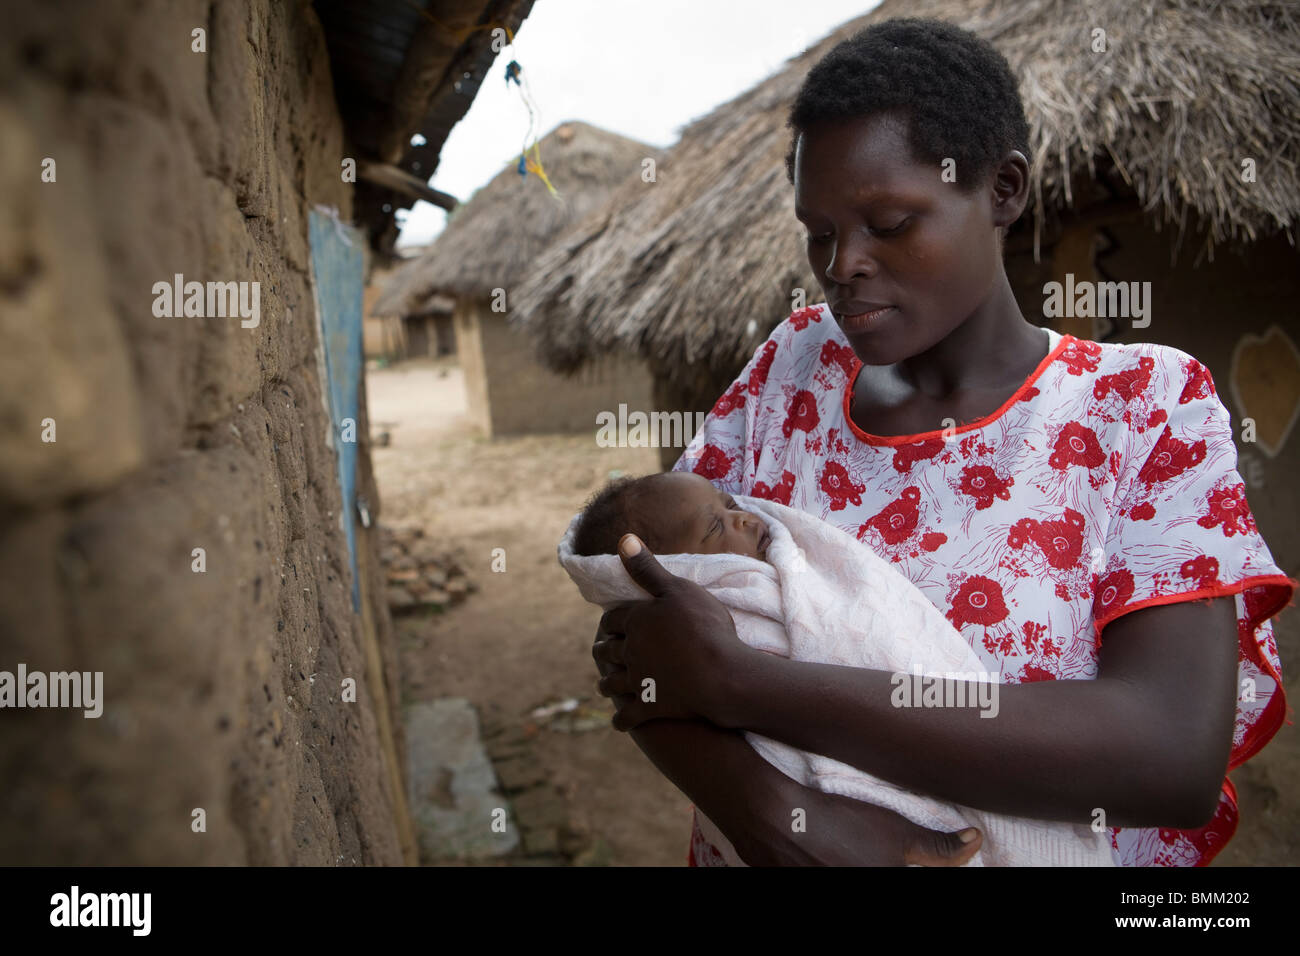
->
[990,149,1030,230]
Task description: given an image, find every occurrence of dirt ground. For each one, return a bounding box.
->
[367,356,693,866]
[367,354,1300,867]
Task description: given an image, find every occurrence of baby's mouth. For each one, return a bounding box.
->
[758,528,772,556]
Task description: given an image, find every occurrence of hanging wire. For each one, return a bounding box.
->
[398,0,559,197]
[505,59,560,197]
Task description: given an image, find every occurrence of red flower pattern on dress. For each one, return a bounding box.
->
[1179,359,1215,404]
[748,341,778,395]
[1138,427,1206,486]
[753,469,796,505]
[819,340,856,378]
[1048,422,1106,471]
[711,379,747,418]
[959,464,1013,510]
[691,444,734,481]
[781,389,820,438]
[920,531,947,552]
[820,461,865,511]
[1007,508,1086,570]
[1093,567,1136,619]
[892,438,945,474]
[1093,356,1155,403]
[946,574,1009,630]
[1198,482,1256,537]
[1180,554,1222,590]
[672,303,1294,869]
[862,486,922,543]
[1129,501,1156,521]
[1059,338,1102,376]
[1018,663,1057,683]
[789,305,822,330]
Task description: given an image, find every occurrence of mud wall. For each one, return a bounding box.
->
[0,0,411,863]
[464,298,657,438]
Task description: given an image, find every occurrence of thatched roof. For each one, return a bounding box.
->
[372,120,662,315]
[511,0,1300,377]
[408,293,456,317]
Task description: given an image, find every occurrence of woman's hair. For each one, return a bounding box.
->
[571,474,665,557]
[783,18,1030,192]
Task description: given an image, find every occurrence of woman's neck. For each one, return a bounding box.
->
[892,274,1044,399]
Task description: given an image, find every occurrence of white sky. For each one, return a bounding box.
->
[395,0,883,249]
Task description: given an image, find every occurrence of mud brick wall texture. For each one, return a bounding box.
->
[0,0,408,863]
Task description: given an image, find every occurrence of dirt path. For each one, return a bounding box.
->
[367,356,693,866]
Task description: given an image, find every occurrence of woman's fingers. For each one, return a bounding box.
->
[591,636,627,668]
[609,694,648,732]
[597,670,634,698]
[902,825,982,867]
[598,606,629,638]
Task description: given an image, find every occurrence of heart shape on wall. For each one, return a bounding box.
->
[1229,324,1300,459]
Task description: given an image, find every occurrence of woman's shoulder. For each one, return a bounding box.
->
[1059,333,1215,396]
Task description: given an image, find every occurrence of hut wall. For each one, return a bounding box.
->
[454,299,494,434]
[361,269,404,359]
[0,0,410,863]
[466,300,655,438]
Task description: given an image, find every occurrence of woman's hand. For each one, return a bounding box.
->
[592,533,754,730]
[732,786,983,866]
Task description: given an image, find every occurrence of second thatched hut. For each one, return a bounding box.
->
[375,120,661,436]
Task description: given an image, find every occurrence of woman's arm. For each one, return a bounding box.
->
[627,718,984,866]
[711,596,1239,830]
[593,626,983,866]
[600,536,1239,831]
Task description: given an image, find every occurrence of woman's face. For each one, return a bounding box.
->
[793,112,1022,365]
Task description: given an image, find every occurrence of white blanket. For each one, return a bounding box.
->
[557,493,1115,866]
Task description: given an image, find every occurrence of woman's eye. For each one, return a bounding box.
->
[871,219,909,237]
[806,232,832,243]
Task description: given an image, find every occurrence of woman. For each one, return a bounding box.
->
[592,18,1296,866]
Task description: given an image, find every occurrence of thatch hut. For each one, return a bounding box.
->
[368,272,455,361]
[510,0,1300,574]
[376,120,661,436]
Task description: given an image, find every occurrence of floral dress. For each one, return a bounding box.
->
[673,303,1296,866]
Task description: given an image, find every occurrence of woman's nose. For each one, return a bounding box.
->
[824,231,878,284]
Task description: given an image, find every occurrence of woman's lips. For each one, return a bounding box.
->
[837,305,896,333]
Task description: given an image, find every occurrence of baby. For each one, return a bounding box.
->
[572,471,771,562]
[561,470,1117,866]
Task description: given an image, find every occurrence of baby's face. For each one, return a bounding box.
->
[635,472,770,561]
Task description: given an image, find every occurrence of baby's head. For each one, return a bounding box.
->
[572,471,770,562]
